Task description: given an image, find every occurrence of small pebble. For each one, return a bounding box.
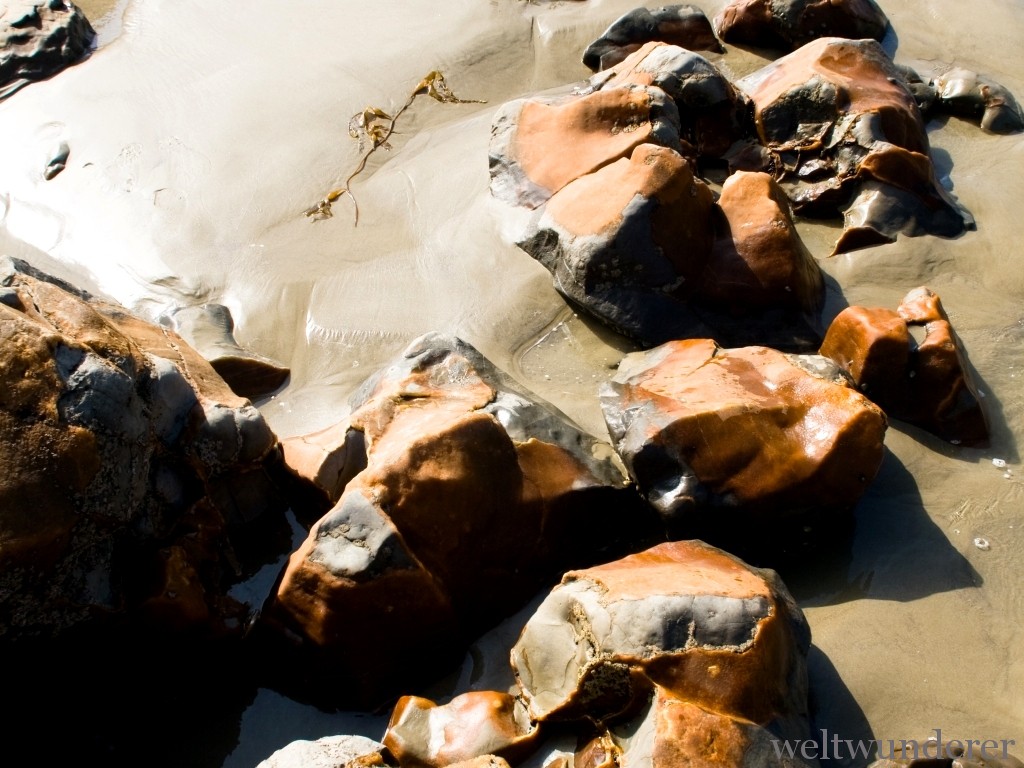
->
[973,537,991,551]
[993,458,1007,468]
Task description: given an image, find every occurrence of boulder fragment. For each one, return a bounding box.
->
[714,0,889,52]
[600,338,886,525]
[0,0,95,101]
[583,5,723,72]
[820,286,989,446]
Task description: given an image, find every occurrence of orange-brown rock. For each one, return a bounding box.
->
[820,287,988,445]
[600,338,887,524]
[593,42,749,158]
[489,83,681,209]
[736,37,974,253]
[383,691,540,768]
[510,540,812,743]
[714,0,889,52]
[583,6,723,72]
[0,256,289,639]
[267,333,652,706]
[704,170,823,314]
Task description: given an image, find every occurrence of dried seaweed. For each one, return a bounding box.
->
[304,71,485,223]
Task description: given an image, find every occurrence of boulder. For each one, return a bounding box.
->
[736,37,974,253]
[510,539,813,749]
[583,5,723,72]
[600,338,886,527]
[0,256,290,640]
[0,0,95,101]
[257,735,386,768]
[714,0,889,52]
[820,286,989,446]
[266,332,654,706]
[383,691,540,767]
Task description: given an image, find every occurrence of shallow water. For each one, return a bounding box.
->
[1,0,1022,764]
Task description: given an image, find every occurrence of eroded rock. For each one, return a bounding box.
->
[736,37,975,253]
[266,332,653,705]
[820,286,989,445]
[510,539,812,745]
[383,691,540,767]
[257,735,386,768]
[0,257,290,639]
[583,5,723,72]
[932,67,1024,134]
[714,0,889,52]
[600,338,886,526]
[0,0,95,101]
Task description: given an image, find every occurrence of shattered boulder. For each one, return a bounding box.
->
[736,37,975,253]
[820,286,989,446]
[0,256,290,640]
[511,539,813,749]
[600,338,886,526]
[583,5,723,72]
[714,0,889,52]
[0,0,95,101]
[931,67,1024,134]
[266,332,654,705]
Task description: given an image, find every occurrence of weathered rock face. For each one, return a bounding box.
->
[600,338,887,526]
[820,287,989,446]
[257,735,386,768]
[0,0,95,101]
[511,540,814,759]
[0,257,290,639]
[867,739,1024,767]
[714,0,889,52]
[383,691,540,768]
[166,304,290,401]
[735,37,975,254]
[266,332,654,706]
[703,170,823,314]
[582,5,723,72]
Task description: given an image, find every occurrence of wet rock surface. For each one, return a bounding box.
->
[511,540,813,743]
[0,0,95,101]
[0,256,291,639]
[383,691,539,768]
[714,0,890,52]
[820,286,989,446]
[600,338,887,526]
[582,5,723,72]
[264,332,655,706]
[736,37,975,254]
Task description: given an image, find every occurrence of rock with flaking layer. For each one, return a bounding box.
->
[383,691,540,767]
[0,0,95,101]
[599,338,886,525]
[714,0,889,52]
[510,539,812,739]
[267,332,653,706]
[820,287,989,446]
[0,256,290,640]
[489,83,681,210]
[583,5,723,72]
[931,67,1024,134]
[736,37,974,254]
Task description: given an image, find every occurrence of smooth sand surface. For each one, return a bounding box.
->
[1,0,1022,763]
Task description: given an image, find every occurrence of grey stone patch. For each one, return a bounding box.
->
[256,734,384,768]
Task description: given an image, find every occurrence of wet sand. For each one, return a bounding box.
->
[1,0,1022,764]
